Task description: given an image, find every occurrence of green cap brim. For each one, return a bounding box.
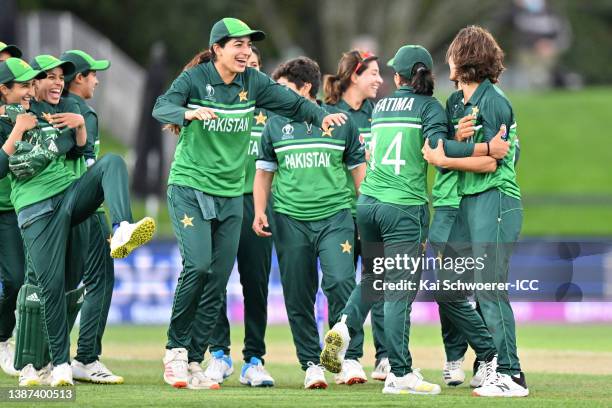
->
[90,59,110,71]
[387,57,394,67]
[13,68,46,82]
[229,29,266,42]
[38,59,76,76]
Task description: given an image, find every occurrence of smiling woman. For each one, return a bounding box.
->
[152,16,349,391]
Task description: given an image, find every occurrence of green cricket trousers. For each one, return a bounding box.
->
[272,209,359,370]
[166,184,243,363]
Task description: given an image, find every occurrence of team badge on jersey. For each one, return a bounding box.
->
[282,123,294,140]
[205,84,215,100]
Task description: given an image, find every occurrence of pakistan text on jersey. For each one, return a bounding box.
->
[373,97,415,114]
[202,117,250,132]
[283,152,331,169]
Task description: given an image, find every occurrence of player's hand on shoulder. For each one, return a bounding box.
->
[321,112,347,130]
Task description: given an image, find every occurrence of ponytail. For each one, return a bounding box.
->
[408,63,434,96]
[164,49,214,135]
[182,49,213,70]
[323,74,346,105]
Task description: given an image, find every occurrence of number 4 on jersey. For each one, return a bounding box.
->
[381,132,406,174]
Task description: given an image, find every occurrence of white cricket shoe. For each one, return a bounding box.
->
[0,339,19,376]
[320,316,350,374]
[110,217,156,259]
[471,361,486,388]
[50,363,73,387]
[240,357,274,387]
[472,371,529,397]
[38,363,53,385]
[72,360,124,384]
[382,369,441,395]
[163,348,189,388]
[334,359,367,385]
[443,357,465,386]
[371,357,390,381]
[304,362,327,389]
[18,364,40,387]
[204,350,234,383]
[187,362,220,390]
[471,355,498,388]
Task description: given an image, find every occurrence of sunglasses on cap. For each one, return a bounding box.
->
[353,50,377,75]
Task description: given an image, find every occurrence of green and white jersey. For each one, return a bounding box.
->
[325,99,371,216]
[258,112,364,221]
[244,108,270,194]
[446,80,521,199]
[0,105,76,213]
[153,61,328,197]
[360,86,447,206]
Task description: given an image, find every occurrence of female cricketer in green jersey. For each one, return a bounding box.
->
[434,96,521,389]
[323,50,389,381]
[0,58,44,378]
[321,45,509,396]
[152,18,346,390]
[253,56,366,389]
[422,26,528,398]
[205,46,276,387]
[0,56,155,387]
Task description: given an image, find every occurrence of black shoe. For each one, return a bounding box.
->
[512,372,528,389]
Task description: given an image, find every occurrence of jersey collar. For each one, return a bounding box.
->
[465,78,492,107]
[336,98,362,114]
[205,61,244,87]
[398,85,415,93]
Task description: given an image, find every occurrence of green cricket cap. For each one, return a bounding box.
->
[0,58,46,84]
[0,42,22,58]
[387,45,433,80]
[209,18,265,47]
[60,50,110,82]
[30,54,76,77]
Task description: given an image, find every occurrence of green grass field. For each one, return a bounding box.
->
[2,324,611,407]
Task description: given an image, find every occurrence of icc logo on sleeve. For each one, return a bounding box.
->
[282,123,294,140]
